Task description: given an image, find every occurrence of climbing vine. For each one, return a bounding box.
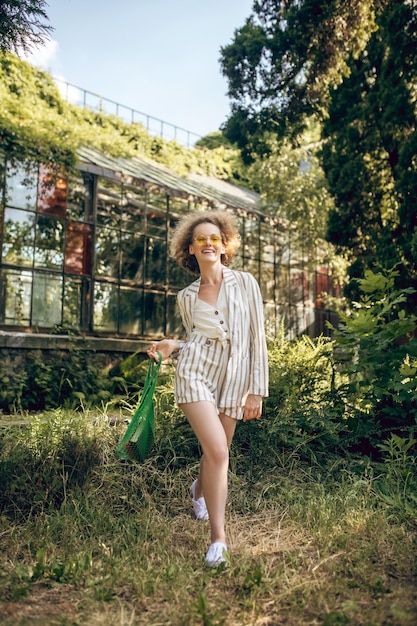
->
[0,51,244,180]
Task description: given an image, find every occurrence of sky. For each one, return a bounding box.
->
[24,0,255,143]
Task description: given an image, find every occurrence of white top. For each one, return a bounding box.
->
[192,281,229,340]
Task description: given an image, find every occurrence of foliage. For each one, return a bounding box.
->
[232,331,349,467]
[321,1,417,304]
[374,434,417,525]
[246,124,341,273]
[219,1,417,314]
[1,322,416,622]
[219,0,384,156]
[0,0,52,54]
[0,346,125,413]
[0,406,416,624]
[329,267,417,451]
[0,51,245,181]
[0,409,115,517]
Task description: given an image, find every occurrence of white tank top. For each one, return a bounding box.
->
[192,281,229,340]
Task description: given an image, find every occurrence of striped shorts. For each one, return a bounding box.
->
[174,332,243,420]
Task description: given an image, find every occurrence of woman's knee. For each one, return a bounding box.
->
[204,442,229,466]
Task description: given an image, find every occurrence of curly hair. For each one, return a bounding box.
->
[170,210,241,275]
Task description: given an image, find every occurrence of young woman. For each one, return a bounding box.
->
[147,210,268,567]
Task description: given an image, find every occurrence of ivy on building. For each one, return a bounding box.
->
[0,51,245,181]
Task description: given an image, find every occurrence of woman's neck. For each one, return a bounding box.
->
[199,264,224,286]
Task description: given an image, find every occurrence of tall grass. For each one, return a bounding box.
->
[1,330,416,625]
[1,396,416,625]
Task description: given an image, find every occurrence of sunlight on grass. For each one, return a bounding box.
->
[1,407,416,625]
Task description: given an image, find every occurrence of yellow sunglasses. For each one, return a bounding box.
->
[193,234,222,246]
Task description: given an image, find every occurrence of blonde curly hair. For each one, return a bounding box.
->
[170,210,241,275]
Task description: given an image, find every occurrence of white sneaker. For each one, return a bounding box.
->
[191,480,209,520]
[205,542,228,567]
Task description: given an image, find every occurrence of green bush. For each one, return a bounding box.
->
[0,409,117,518]
[233,331,348,469]
[373,434,417,526]
[0,347,125,413]
[329,267,417,453]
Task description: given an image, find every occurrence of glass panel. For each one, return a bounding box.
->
[119,287,143,335]
[122,184,145,231]
[32,273,63,327]
[314,309,329,337]
[168,194,190,215]
[290,303,306,336]
[146,209,166,237]
[96,178,121,227]
[95,226,119,278]
[230,252,243,271]
[236,214,246,240]
[277,304,292,339]
[244,257,260,281]
[167,256,190,290]
[147,189,167,212]
[93,282,118,331]
[143,291,165,336]
[120,231,145,282]
[63,276,85,327]
[2,208,35,266]
[306,271,315,307]
[166,293,184,336]
[304,303,316,336]
[276,265,290,304]
[145,237,166,285]
[280,230,291,264]
[1,269,32,325]
[243,216,260,260]
[274,228,287,264]
[316,267,329,308]
[37,165,67,217]
[34,215,65,269]
[287,305,299,340]
[290,268,306,305]
[264,303,277,339]
[64,222,92,275]
[260,262,275,302]
[5,162,38,211]
[66,172,93,222]
[260,221,275,263]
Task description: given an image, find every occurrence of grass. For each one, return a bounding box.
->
[0,408,416,625]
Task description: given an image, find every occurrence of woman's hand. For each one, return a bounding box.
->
[147,339,179,362]
[243,394,263,422]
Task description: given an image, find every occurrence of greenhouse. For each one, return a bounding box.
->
[0,146,336,355]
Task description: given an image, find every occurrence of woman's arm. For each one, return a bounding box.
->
[245,272,269,397]
[147,339,183,362]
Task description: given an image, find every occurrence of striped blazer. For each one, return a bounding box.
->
[177,267,269,404]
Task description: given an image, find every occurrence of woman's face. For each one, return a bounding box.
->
[189,222,225,266]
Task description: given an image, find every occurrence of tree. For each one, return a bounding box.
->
[220,1,417,308]
[321,1,417,301]
[0,0,52,54]
[220,0,387,156]
[247,125,334,260]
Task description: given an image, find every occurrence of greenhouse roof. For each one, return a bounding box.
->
[77,146,263,215]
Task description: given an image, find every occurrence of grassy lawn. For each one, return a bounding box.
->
[0,410,416,625]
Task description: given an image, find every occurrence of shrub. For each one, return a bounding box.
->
[0,347,125,413]
[329,267,417,453]
[0,409,117,518]
[233,331,348,469]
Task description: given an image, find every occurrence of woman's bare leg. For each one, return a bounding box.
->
[180,402,237,544]
[193,411,237,500]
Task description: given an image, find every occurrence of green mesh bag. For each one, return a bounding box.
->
[116,354,162,462]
